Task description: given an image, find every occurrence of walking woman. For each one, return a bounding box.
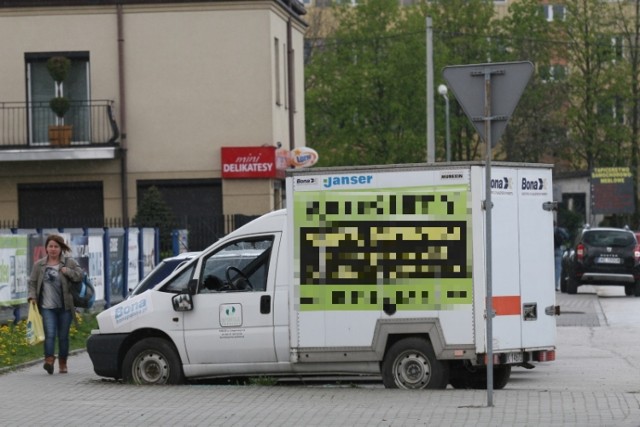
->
[27,234,83,374]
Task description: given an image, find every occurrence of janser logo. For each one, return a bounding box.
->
[323,175,373,188]
[521,177,547,191]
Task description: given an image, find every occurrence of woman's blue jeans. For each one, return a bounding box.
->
[41,307,72,359]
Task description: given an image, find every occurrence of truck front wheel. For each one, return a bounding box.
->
[122,337,185,385]
[381,337,448,389]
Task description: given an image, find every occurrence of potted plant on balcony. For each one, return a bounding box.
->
[47,56,72,146]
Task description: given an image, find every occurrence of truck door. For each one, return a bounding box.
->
[182,234,280,365]
[517,168,556,348]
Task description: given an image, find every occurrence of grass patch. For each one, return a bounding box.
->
[248,376,278,386]
[0,311,97,369]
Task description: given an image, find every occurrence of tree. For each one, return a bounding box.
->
[305,0,426,166]
[422,0,500,161]
[495,0,569,163]
[133,186,176,255]
[611,0,640,224]
[561,0,629,171]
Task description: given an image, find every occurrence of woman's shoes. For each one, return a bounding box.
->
[43,356,55,375]
[59,358,67,374]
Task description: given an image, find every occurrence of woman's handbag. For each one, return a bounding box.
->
[26,302,45,345]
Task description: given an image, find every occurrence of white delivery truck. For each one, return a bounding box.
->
[87,162,557,389]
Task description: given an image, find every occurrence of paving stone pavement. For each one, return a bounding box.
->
[2,290,640,427]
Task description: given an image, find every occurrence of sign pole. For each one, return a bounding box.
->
[483,66,495,407]
[442,61,534,408]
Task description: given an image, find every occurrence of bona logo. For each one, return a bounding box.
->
[491,177,511,189]
[323,175,373,188]
[114,297,150,325]
[521,177,546,190]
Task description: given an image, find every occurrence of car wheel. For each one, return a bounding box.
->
[560,272,567,293]
[567,275,579,295]
[634,281,640,297]
[381,337,449,389]
[625,284,634,296]
[122,337,184,385]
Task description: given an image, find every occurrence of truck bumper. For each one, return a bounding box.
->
[86,333,129,379]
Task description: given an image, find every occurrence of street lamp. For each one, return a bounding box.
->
[438,84,451,162]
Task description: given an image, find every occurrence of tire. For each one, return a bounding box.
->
[448,361,472,389]
[448,361,510,390]
[122,337,185,385]
[634,281,640,297]
[560,273,567,293]
[381,337,449,389]
[625,284,634,296]
[567,275,579,295]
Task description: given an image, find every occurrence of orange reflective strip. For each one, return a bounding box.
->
[492,296,521,315]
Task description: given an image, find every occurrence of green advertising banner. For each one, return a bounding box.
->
[293,184,472,312]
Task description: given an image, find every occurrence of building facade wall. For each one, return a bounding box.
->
[0,1,307,227]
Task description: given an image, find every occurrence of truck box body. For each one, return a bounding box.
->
[87,162,556,388]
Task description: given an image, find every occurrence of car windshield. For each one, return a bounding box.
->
[583,230,636,248]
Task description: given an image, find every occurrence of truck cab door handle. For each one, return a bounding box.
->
[260,295,271,314]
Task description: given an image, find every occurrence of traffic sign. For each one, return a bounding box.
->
[442,61,533,147]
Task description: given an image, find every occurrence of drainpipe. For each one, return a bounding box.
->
[117,3,129,227]
[287,16,295,151]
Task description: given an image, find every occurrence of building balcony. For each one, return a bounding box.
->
[0,100,120,162]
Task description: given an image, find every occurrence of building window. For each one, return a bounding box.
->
[25,51,91,145]
[18,181,104,228]
[541,5,566,22]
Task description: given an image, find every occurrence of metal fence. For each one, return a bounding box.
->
[0,214,260,253]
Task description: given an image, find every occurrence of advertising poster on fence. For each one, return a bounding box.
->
[141,228,156,279]
[0,235,28,306]
[127,228,140,292]
[89,234,105,301]
[109,230,126,302]
[70,233,90,272]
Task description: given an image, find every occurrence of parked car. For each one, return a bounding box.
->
[128,252,200,298]
[561,226,640,296]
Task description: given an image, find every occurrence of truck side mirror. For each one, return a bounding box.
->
[172,293,193,312]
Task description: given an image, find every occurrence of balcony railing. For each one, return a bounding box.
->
[0,100,119,148]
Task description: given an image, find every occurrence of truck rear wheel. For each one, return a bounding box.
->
[567,276,579,295]
[381,337,448,389]
[449,361,511,390]
[122,337,184,385]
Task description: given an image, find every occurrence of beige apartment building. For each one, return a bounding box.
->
[0,0,307,248]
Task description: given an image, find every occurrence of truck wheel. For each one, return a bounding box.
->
[467,365,511,390]
[634,281,640,297]
[381,337,448,389]
[448,361,472,389]
[567,276,579,295]
[122,337,184,385]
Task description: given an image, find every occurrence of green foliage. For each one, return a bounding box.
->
[248,376,278,386]
[49,97,71,119]
[133,186,176,254]
[46,56,71,83]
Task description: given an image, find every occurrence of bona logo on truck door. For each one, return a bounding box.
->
[293,184,472,312]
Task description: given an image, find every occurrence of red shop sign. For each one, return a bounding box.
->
[221,146,286,179]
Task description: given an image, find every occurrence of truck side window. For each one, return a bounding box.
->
[200,237,273,293]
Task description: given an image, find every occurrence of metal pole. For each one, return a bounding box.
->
[426,17,435,163]
[444,93,451,162]
[483,67,494,407]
